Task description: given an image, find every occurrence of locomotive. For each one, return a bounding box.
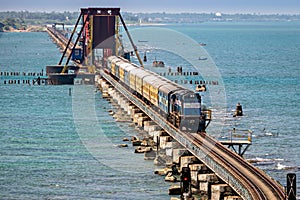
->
[105,56,210,133]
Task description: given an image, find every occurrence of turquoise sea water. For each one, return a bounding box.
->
[0,21,300,199]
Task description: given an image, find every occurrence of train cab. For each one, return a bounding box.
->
[169,90,203,132]
[71,48,83,62]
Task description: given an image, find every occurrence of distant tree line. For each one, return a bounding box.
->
[0,10,299,31]
[126,12,300,23]
[0,11,80,31]
[0,17,27,31]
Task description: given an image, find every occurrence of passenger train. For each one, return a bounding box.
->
[105,56,209,133]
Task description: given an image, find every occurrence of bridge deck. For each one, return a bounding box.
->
[98,68,285,200]
[45,25,285,199]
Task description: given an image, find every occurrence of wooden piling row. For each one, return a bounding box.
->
[2,78,46,85]
[159,71,200,76]
[173,79,219,85]
[157,72,219,85]
[0,71,44,77]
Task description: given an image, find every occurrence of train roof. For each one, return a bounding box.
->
[130,68,152,78]
[107,56,119,62]
[107,56,196,96]
[174,89,192,96]
[143,75,159,83]
[119,61,132,68]
[120,63,136,72]
[159,83,183,95]
[152,79,167,88]
[143,76,166,88]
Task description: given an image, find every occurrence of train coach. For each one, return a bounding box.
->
[105,56,209,132]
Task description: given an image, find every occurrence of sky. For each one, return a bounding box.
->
[0,0,299,14]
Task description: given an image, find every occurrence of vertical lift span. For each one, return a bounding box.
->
[59,7,144,74]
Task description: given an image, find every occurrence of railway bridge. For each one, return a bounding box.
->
[98,68,285,200]
[46,7,286,199]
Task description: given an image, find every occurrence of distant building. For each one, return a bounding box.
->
[215,12,222,17]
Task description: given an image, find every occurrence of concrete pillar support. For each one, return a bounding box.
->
[180,156,197,171]
[133,113,145,124]
[172,148,187,164]
[128,105,136,115]
[224,196,242,200]
[159,136,172,149]
[148,125,161,134]
[144,121,156,132]
[130,108,142,119]
[198,173,219,195]
[152,130,165,143]
[211,184,233,200]
[137,116,150,127]
[189,163,205,185]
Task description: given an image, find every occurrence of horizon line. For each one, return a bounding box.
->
[0,9,299,16]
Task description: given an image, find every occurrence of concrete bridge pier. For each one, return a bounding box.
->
[117,96,124,107]
[127,104,136,115]
[180,156,198,171]
[137,115,151,128]
[211,184,234,200]
[198,173,219,197]
[117,95,126,109]
[153,135,184,166]
[114,91,121,102]
[177,155,240,200]
[101,86,131,122]
[143,121,157,132]
[148,124,162,135]
[96,76,246,200]
[107,88,116,101]
[109,91,121,107]
[107,87,115,96]
[118,96,130,113]
[158,135,172,149]
[189,163,209,191]
[124,102,134,113]
[99,79,109,89]
[152,130,167,143]
[130,107,143,120]
[172,149,188,164]
[154,136,173,166]
[133,112,145,124]
[224,196,242,200]
[118,98,133,119]
[107,86,117,100]
[100,81,110,98]
[178,156,236,199]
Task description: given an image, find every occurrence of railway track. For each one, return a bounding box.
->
[99,69,285,200]
[47,27,74,49]
[190,132,285,199]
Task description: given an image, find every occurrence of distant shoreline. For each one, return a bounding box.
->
[126,23,167,26]
[1,10,300,33]
[1,25,46,32]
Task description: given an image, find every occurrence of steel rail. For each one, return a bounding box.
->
[191,132,285,199]
[98,69,285,200]
[206,133,285,199]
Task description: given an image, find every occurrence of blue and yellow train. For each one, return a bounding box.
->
[105,56,209,132]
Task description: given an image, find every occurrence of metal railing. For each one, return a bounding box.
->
[99,70,254,199]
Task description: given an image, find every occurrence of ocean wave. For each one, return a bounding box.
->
[276,163,300,170]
